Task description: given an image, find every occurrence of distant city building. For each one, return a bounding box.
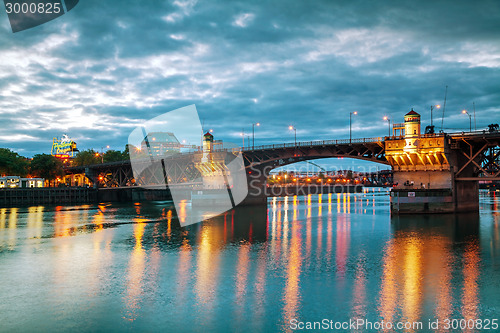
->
[141,132,181,156]
[0,176,44,188]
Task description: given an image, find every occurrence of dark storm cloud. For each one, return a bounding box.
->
[0,0,499,157]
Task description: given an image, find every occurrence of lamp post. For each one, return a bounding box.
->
[350,111,358,143]
[240,129,245,148]
[430,104,440,127]
[100,145,110,163]
[252,122,260,150]
[289,125,297,147]
[383,116,391,137]
[462,110,472,132]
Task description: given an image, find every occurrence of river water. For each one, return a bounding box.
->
[0,188,499,332]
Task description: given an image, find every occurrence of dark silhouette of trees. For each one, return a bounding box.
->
[73,149,101,166]
[0,148,29,176]
[30,154,64,183]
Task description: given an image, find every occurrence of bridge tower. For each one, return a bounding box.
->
[404,109,420,139]
[201,131,214,163]
[385,109,479,213]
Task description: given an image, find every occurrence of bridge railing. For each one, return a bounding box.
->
[383,130,500,141]
[240,137,384,151]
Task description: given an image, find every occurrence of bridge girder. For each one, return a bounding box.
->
[452,136,500,181]
[65,142,388,187]
[242,142,388,174]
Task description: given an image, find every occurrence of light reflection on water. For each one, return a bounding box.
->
[0,188,499,332]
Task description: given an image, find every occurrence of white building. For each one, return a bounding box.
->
[0,176,44,188]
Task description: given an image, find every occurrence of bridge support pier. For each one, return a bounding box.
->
[85,167,98,189]
[390,181,479,214]
[388,139,480,214]
[240,170,268,205]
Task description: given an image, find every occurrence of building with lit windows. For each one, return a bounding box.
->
[141,132,181,156]
[0,176,44,188]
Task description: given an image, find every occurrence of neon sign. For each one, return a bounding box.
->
[51,134,78,158]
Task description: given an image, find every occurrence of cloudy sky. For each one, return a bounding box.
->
[1,0,499,170]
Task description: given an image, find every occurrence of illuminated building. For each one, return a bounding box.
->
[386,108,478,213]
[0,176,44,188]
[201,131,213,163]
[385,109,449,188]
[194,132,231,191]
[404,109,421,139]
[141,132,181,156]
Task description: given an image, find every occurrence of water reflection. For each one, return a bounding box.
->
[384,214,481,328]
[462,238,480,321]
[124,219,147,321]
[336,214,350,279]
[351,251,367,322]
[0,208,17,251]
[194,221,221,318]
[27,206,44,241]
[6,208,17,250]
[1,189,499,333]
[282,213,302,325]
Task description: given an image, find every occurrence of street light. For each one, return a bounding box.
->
[95,152,103,163]
[430,105,440,127]
[252,122,260,150]
[462,109,472,132]
[350,111,358,143]
[383,116,391,137]
[240,129,245,148]
[289,125,297,147]
[100,146,110,163]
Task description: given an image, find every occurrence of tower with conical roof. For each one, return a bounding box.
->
[201,131,214,163]
[404,108,421,139]
[404,108,421,152]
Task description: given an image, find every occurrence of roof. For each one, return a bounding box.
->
[405,109,420,116]
[203,131,214,138]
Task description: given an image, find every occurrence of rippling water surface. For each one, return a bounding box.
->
[1,188,499,332]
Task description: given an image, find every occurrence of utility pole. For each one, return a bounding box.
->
[440,85,448,132]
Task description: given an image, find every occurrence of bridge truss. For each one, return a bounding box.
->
[451,133,500,181]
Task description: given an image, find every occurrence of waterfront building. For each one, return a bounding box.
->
[0,176,44,188]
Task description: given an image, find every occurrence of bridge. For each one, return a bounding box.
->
[66,137,387,188]
[65,109,500,214]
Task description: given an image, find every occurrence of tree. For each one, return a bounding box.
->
[103,150,125,163]
[0,148,29,176]
[122,144,130,160]
[73,149,100,166]
[30,154,64,182]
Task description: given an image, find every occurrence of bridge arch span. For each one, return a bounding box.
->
[242,140,388,179]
